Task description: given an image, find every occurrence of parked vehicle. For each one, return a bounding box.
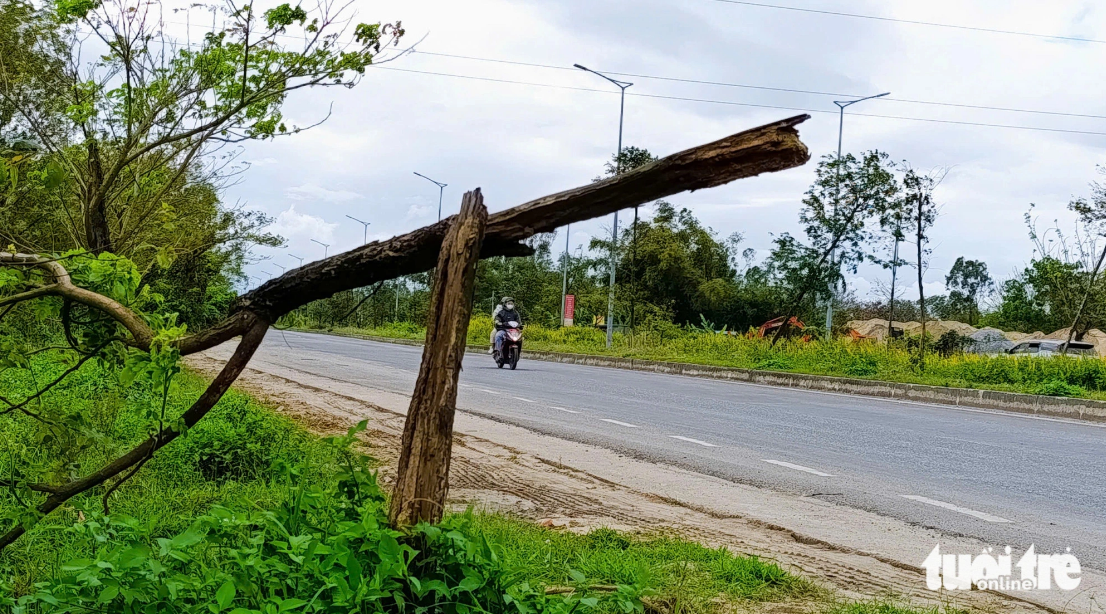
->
[1007,340,1097,357]
[494,321,523,369]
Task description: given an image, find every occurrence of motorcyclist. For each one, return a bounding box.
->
[493,297,521,357]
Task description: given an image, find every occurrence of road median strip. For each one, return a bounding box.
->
[291,329,1106,424]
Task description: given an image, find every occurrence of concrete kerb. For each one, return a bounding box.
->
[292,329,1106,424]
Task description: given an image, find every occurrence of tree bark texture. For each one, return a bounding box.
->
[388,189,487,527]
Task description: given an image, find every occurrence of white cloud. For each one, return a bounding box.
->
[269,205,338,243]
[405,204,433,220]
[285,183,362,202]
[246,157,279,167]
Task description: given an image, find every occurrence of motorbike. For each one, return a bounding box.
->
[493,321,523,370]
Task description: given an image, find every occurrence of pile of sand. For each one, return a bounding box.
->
[844,318,1106,356]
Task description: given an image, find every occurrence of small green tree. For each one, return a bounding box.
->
[945,257,992,325]
[770,151,899,345]
[900,166,944,369]
[0,0,403,256]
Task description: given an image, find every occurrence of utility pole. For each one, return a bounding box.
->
[311,238,330,259]
[346,214,371,245]
[825,91,889,340]
[575,63,632,348]
[414,172,447,221]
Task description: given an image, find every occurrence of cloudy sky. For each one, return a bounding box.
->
[222,0,1106,299]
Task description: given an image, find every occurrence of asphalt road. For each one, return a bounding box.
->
[265,330,1106,571]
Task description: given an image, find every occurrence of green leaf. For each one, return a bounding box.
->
[216,581,236,610]
[278,598,308,612]
[97,584,119,604]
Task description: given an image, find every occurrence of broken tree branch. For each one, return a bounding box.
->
[389,189,487,526]
[179,115,810,354]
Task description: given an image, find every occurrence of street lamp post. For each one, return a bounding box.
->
[346,214,371,245]
[311,238,330,259]
[273,263,286,275]
[824,91,890,340]
[560,228,570,326]
[289,254,304,268]
[413,172,447,221]
[575,63,632,348]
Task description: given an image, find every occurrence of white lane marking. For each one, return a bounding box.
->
[478,389,501,395]
[900,495,1012,523]
[513,396,536,403]
[669,435,717,447]
[762,459,834,477]
[600,418,639,428]
[549,406,580,414]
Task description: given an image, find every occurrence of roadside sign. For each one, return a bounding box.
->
[564,294,575,326]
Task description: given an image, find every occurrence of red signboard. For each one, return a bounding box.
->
[564,294,576,325]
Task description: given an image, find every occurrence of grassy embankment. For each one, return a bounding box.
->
[0,352,959,613]
[309,316,1106,400]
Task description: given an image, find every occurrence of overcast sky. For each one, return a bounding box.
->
[223,0,1106,300]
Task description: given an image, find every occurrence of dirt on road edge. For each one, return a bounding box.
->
[187,352,1061,614]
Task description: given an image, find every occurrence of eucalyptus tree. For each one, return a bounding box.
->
[770,150,899,345]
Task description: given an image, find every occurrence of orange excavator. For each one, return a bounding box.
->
[751,316,808,341]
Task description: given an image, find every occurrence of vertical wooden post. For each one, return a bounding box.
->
[389,189,487,527]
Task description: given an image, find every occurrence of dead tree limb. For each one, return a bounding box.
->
[1063,242,1106,354]
[0,316,269,552]
[181,114,811,354]
[389,189,487,526]
[0,115,810,550]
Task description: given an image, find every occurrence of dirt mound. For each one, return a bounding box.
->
[845,318,979,341]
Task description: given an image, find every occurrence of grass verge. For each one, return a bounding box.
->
[1,351,968,614]
[306,316,1106,401]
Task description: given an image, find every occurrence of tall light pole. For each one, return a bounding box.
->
[272,263,286,275]
[346,214,371,245]
[289,254,304,268]
[575,63,632,348]
[311,238,330,259]
[414,172,447,221]
[824,91,889,340]
[560,228,570,326]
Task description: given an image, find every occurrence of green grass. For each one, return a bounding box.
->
[311,316,1106,401]
[0,350,983,614]
[469,520,819,607]
[0,353,339,593]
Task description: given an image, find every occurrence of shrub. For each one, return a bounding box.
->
[7,423,649,614]
[1033,379,1086,398]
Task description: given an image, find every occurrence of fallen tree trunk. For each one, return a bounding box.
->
[389,189,486,526]
[0,115,810,553]
[180,114,811,354]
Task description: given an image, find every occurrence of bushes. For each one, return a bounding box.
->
[6,423,652,614]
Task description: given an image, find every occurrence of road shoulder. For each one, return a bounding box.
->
[188,344,1104,614]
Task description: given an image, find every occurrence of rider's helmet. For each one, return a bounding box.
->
[501,297,515,309]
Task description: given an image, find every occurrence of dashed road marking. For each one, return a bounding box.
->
[513,396,536,403]
[479,389,501,395]
[669,435,717,447]
[900,495,1012,523]
[762,459,834,477]
[548,406,580,414]
[600,419,639,428]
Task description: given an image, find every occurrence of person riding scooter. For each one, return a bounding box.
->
[493,297,521,358]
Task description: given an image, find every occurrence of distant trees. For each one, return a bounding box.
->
[945,257,992,326]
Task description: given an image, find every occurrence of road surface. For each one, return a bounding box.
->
[263,330,1106,571]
